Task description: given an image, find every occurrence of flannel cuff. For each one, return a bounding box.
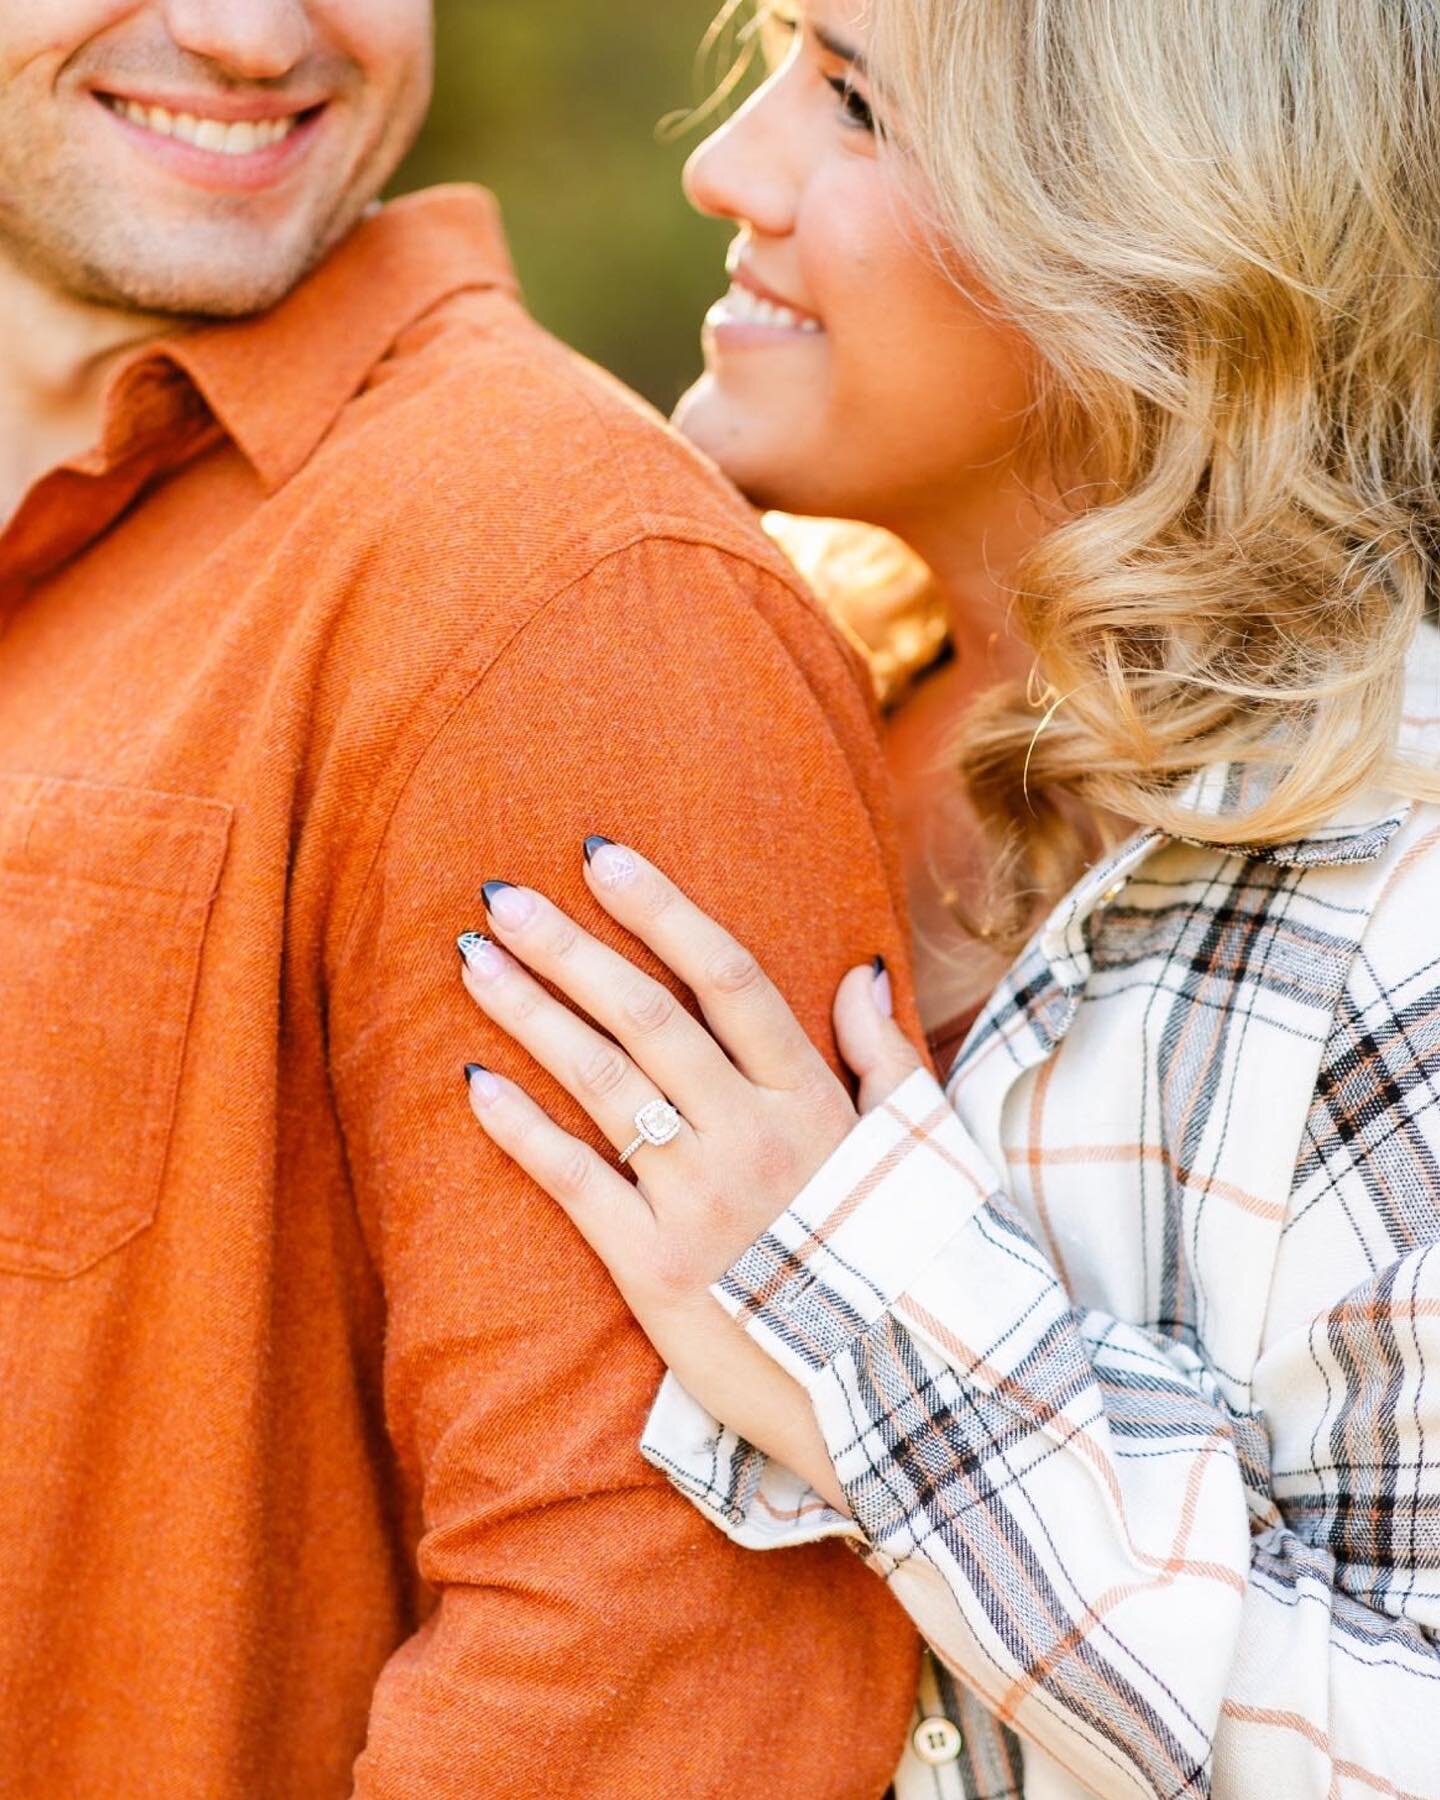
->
[639,1371,857,1547]
[712,1068,1000,1386]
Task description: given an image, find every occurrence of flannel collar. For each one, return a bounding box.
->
[1038,621,1440,983]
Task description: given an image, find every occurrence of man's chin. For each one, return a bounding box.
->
[72,234,330,320]
[0,187,364,323]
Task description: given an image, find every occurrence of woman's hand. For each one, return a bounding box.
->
[457,836,924,1505]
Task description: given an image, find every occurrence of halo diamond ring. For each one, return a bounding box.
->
[618,1099,684,1165]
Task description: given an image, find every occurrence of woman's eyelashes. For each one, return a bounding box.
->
[825,74,875,133]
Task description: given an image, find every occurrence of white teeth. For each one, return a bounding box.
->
[107,96,300,154]
[707,284,824,335]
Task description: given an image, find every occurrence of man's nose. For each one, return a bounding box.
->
[160,0,314,81]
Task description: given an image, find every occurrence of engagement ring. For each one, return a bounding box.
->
[618,1099,684,1165]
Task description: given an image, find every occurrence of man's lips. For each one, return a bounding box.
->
[89,84,329,124]
[91,88,328,185]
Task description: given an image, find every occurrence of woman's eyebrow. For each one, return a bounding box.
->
[811,22,868,72]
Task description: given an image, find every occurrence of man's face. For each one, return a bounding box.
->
[0,1,434,318]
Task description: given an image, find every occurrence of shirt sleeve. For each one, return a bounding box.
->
[326,538,923,1799]
[644,1066,1440,1800]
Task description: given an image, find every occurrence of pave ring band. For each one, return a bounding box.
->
[618,1098,684,1166]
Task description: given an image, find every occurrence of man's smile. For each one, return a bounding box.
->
[88,86,330,191]
[95,95,311,157]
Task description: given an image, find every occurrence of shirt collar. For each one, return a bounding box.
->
[102,184,519,495]
[1164,618,1440,871]
[1035,621,1440,978]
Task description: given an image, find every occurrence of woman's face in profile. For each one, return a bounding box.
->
[674,0,1038,540]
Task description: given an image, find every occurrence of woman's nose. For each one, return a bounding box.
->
[682,88,797,240]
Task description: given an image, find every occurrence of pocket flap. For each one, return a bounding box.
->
[0,775,230,905]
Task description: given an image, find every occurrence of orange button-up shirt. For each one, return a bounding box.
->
[0,187,922,1798]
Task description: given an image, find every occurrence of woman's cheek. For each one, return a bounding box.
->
[800,173,936,361]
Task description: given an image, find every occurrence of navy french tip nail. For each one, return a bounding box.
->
[463,1062,486,1085]
[481,881,514,911]
[583,836,615,864]
[457,931,488,963]
[870,954,894,1018]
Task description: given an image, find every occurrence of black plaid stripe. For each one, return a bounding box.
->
[954,947,1077,1076]
[911,1445,1209,1798]
[1293,978,1440,1255]
[834,1310,1218,1794]
[1261,1248,1440,1608]
[1249,1526,1440,1664]
[937,1660,1026,1800]
[1088,880,1358,1017]
[719,1235,859,1372]
[835,1313,1084,1549]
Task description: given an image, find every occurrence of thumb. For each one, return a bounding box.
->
[834,957,924,1114]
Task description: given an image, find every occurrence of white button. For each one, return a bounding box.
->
[911,1715,963,1765]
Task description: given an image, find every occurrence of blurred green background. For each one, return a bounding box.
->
[392,0,744,415]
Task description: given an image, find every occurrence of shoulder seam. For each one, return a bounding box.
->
[327,531,848,975]
[363,301,755,571]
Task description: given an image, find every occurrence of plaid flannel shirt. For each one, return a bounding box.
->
[642,625,1440,1799]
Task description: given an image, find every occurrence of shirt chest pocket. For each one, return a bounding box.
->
[0,776,231,1279]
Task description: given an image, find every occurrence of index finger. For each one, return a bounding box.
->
[580,837,829,1092]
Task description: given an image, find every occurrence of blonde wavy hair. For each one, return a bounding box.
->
[853,0,1440,943]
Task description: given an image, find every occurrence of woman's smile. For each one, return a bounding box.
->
[704,262,825,344]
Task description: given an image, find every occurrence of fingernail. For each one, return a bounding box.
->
[463,1063,502,1106]
[457,931,505,981]
[871,954,894,1018]
[588,843,638,890]
[481,881,535,929]
[583,835,615,864]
